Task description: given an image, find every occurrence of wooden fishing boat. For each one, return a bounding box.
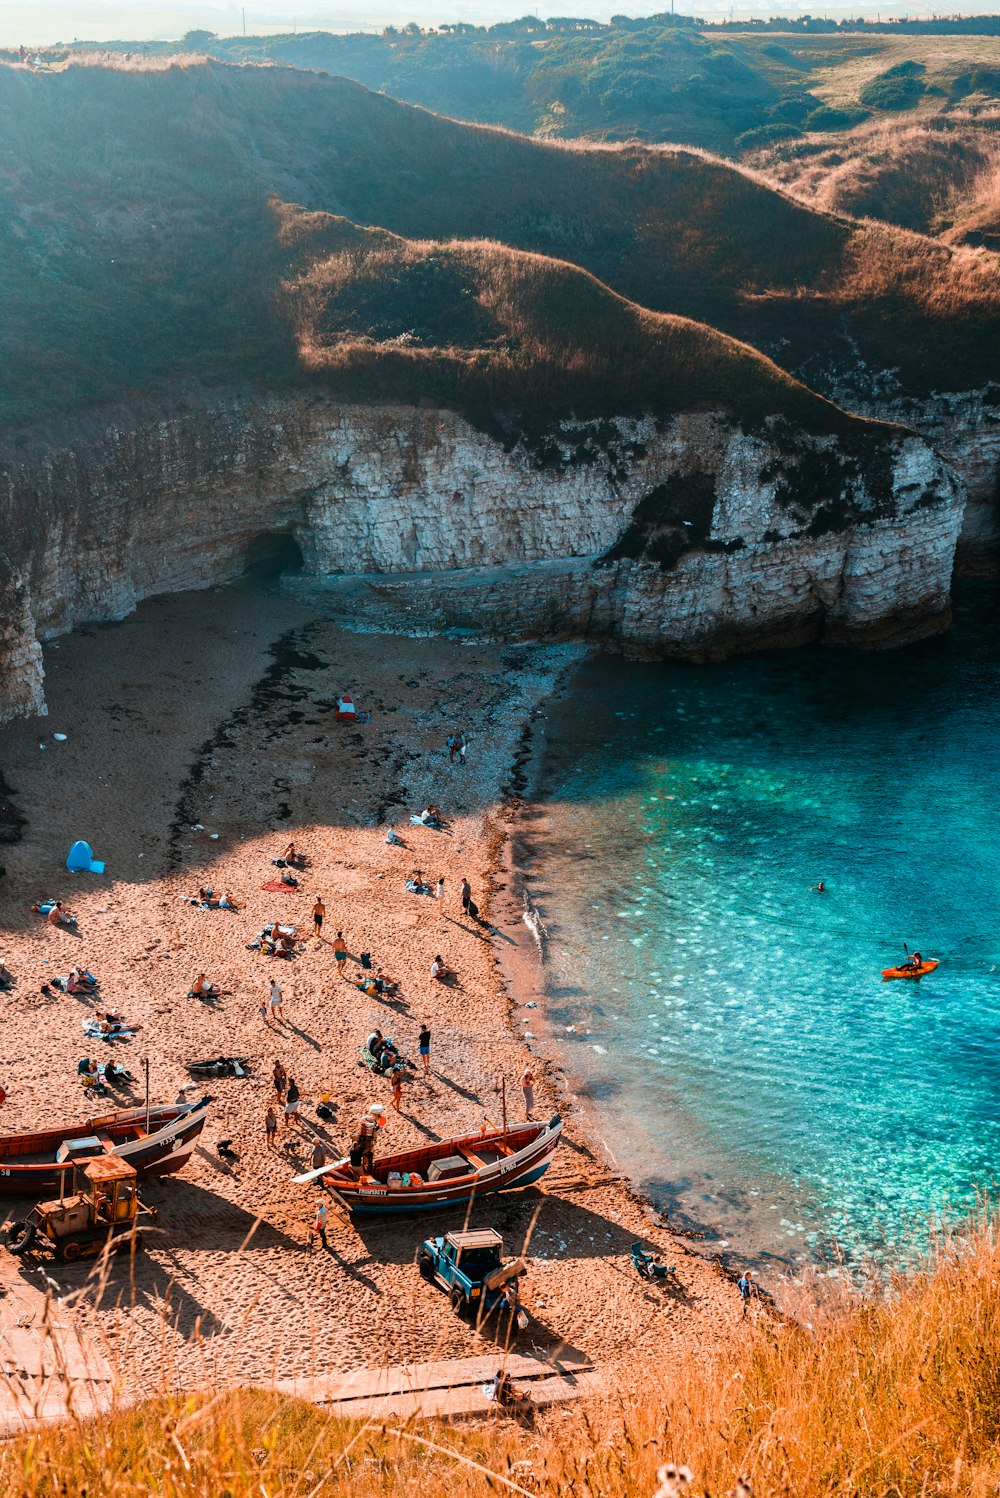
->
[0,1096,211,1196]
[294,1114,563,1214]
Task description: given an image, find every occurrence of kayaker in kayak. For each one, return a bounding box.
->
[906,951,924,971]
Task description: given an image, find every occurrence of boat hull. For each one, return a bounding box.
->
[0,1098,211,1196]
[319,1116,563,1215]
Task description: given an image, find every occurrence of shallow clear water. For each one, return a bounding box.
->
[533,587,1000,1272]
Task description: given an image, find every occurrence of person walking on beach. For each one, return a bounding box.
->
[269,978,284,1022]
[311,1198,328,1251]
[737,1270,757,1318]
[312,897,326,941]
[447,732,458,763]
[460,878,472,917]
[418,1023,431,1073]
[436,875,445,916]
[284,1075,301,1129]
[332,931,347,975]
[458,733,467,766]
[391,1068,404,1112]
[273,1058,287,1101]
[264,1106,278,1149]
[519,1067,535,1121]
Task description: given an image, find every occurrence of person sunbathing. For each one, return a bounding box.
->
[46,901,76,927]
[280,842,306,867]
[431,955,456,983]
[67,967,97,994]
[374,967,399,996]
[420,806,443,828]
[190,973,220,998]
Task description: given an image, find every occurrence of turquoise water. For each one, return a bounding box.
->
[534,588,1000,1273]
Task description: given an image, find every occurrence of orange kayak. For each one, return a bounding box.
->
[881,959,938,981]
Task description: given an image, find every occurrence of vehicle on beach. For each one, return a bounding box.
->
[419,1228,528,1328]
[3,1155,157,1262]
[0,1096,210,1195]
[293,1114,563,1214]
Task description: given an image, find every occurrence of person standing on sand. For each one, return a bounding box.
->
[311,1198,328,1250]
[284,1076,301,1129]
[391,1068,404,1112]
[460,878,472,917]
[418,1023,431,1073]
[519,1067,535,1121]
[269,978,284,1022]
[265,1106,278,1148]
[273,1059,287,1101]
[333,931,347,975]
[436,875,445,915]
[312,897,326,940]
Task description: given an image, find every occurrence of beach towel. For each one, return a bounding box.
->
[261,879,297,893]
[83,1023,136,1041]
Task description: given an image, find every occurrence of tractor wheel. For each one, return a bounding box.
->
[418,1252,435,1282]
[5,1218,37,1256]
[59,1240,83,1263]
[449,1286,467,1317]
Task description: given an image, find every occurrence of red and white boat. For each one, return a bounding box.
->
[295,1114,563,1214]
[0,1096,211,1195]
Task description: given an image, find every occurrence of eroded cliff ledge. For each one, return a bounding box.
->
[0,391,965,723]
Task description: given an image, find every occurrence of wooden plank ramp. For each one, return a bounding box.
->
[276,1351,601,1420]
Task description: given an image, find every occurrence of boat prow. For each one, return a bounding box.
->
[295,1113,563,1214]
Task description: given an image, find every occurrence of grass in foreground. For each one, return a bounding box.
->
[5,1213,1000,1497]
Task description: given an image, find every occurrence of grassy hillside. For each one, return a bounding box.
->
[0,59,997,427]
[5,1214,1000,1496]
[277,206,872,443]
[44,20,1000,157]
[753,115,1000,250]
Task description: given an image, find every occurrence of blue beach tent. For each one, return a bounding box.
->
[66,840,105,875]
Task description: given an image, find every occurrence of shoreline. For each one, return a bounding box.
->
[0,582,746,1420]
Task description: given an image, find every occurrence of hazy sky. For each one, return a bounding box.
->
[0,0,984,46]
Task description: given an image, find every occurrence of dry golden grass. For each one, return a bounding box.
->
[5,1213,1000,1497]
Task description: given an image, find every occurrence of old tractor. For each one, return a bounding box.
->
[4,1155,158,1261]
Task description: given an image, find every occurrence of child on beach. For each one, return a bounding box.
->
[264,1106,278,1148]
[391,1069,404,1112]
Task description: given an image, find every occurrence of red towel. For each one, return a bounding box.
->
[261,879,298,893]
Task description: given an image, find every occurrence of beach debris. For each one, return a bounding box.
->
[525,1001,537,1008]
[190,823,205,832]
[209,833,219,840]
[52,733,67,741]
[522,893,547,952]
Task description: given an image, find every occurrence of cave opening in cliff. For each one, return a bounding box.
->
[243,531,304,579]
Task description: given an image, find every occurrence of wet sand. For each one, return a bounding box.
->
[0,579,742,1402]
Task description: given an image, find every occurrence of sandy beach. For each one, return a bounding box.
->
[0,577,742,1406]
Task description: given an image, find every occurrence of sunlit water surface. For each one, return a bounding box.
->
[533,589,1000,1272]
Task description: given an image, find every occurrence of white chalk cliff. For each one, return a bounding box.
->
[0,391,965,723]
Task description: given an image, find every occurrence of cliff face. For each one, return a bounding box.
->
[0,392,965,723]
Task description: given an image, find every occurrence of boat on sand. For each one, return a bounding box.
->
[0,1096,211,1195]
[294,1115,563,1214]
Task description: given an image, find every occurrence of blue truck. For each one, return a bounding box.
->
[418,1228,528,1331]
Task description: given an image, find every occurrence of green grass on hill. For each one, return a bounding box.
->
[41,22,1000,157]
[0,59,997,430]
